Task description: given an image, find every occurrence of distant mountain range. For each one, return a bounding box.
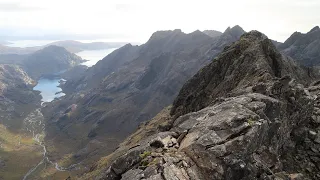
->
[0,45,85,80]
[23,45,85,79]
[0,40,128,54]
[47,40,128,53]
[0,40,11,45]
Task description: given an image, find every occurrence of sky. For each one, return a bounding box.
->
[0,0,319,43]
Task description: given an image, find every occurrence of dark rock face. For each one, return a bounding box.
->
[278,26,320,66]
[61,65,88,81]
[61,43,141,93]
[83,31,320,180]
[224,25,246,40]
[171,31,310,118]
[22,45,84,80]
[42,27,245,166]
[0,64,41,130]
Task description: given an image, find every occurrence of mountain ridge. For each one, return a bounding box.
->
[22,45,85,79]
[81,30,320,180]
[0,40,128,55]
[41,26,246,173]
[278,26,320,66]
[203,30,223,38]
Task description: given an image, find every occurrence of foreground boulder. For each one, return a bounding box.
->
[84,88,317,180]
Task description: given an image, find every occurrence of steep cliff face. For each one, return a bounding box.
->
[278,26,320,66]
[82,31,320,180]
[62,43,141,93]
[42,26,246,168]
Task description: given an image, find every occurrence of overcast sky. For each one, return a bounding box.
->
[0,0,319,42]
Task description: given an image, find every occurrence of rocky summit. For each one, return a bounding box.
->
[81,31,320,180]
[278,26,320,66]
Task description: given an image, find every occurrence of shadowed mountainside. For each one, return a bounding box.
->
[41,26,246,170]
[278,26,320,66]
[82,30,320,180]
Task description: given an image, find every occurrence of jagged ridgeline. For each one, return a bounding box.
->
[278,26,320,67]
[81,31,320,180]
[41,26,246,170]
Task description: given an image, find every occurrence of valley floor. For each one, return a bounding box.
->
[0,124,43,180]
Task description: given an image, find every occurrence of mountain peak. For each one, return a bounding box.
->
[42,45,66,51]
[122,43,133,48]
[191,29,203,34]
[309,26,320,33]
[188,30,208,37]
[202,30,222,38]
[232,25,244,30]
[149,29,184,40]
[243,30,268,40]
[25,45,83,79]
[171,30,304,117]
[223,25,246,38]
[279,26,320,66]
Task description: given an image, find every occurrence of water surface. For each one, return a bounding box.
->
[33,78,65,102]
[76,48,117,67]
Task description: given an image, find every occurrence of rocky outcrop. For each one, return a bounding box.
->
[278,26,320,66]
[42,26,246,168]
[82,31,320,180]
[0,64,41,130]
[171,31,310,118]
